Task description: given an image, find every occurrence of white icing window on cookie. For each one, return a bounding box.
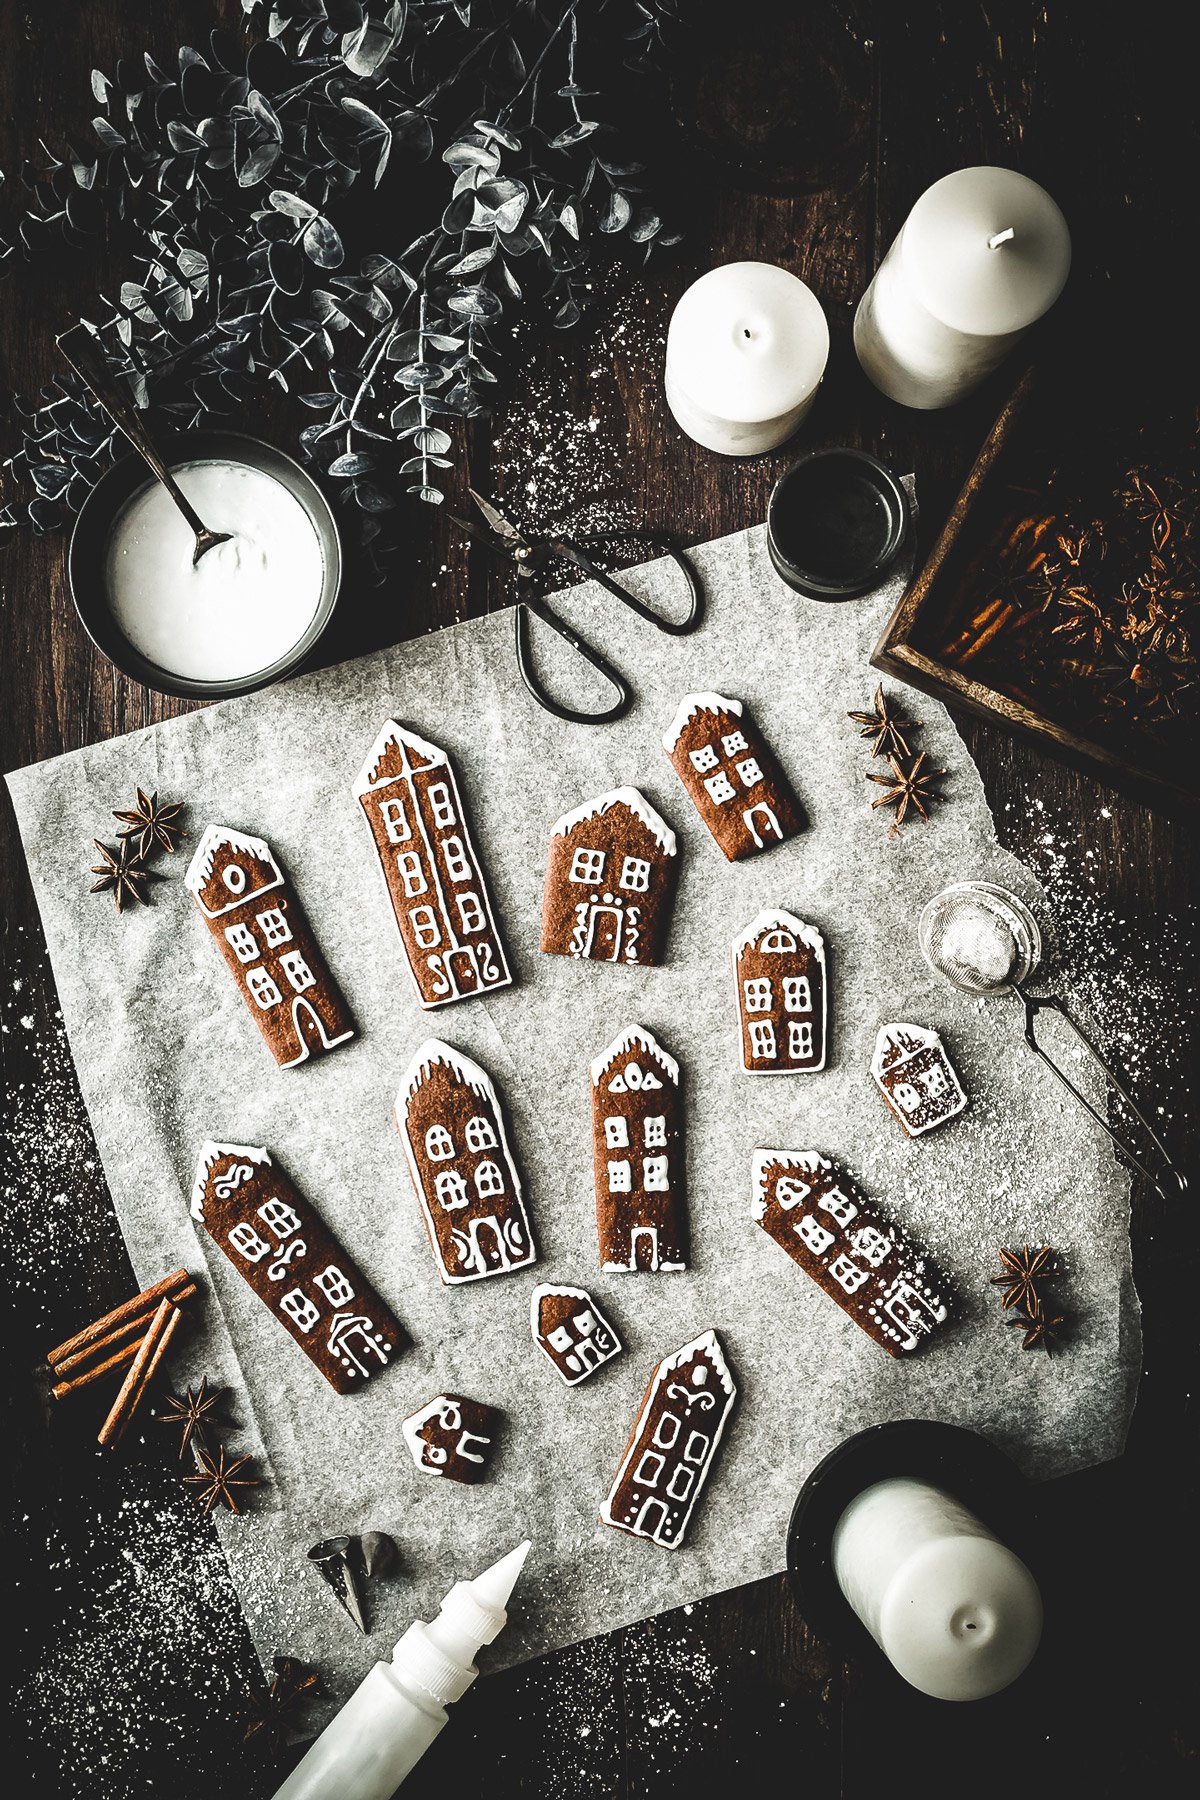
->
[396,850,427,897]
[619,856,651,892]
[574,1309,597,1337]
[425,1125,455,1161]
[379,798,410,843]
[280,1288,320,1333]
[246,967,283,1011]
[256,907,292,948]
[795,1214,835,1257]
[851,1225,892,1268]
[570,847,606,883]
[666,1463,695,1501]
[314,1265,354,1306]
[818,1187,858,1228]
[224,922,258,963]
[783,976,812,1013]
[703,771,737,805]
[279,950,315,994]
[743,976,772,1013]
[607,1159,632,1192]
[456,892,486,934]
[474,1160,504,1200]
[441,834,471,882]
[634,1450,665,1488]
[684,1430,709,1464]
[921,1064,948,1096]
[721,731,748,756]
[776,1176,812,1210]
[221,862,247,895]
[409,905,441,948]
[643,1156,670,1192]
[736,756,764,788]
[435,1170,468,1211]
[604,1116,629,1149]
[257,1198,301,1238]
[427,782,456,829]
[548,1325,573,1352]
[893,1081,922,1113]
[748,1020,776,1060]
[829,1252,870,1295]
[465,1115,497,1152]
[644,1115,667,1147]
[689,744,719,772]
[228,1221,271,1262]
[654,1412,681,1449]
[788,1020,814,1060]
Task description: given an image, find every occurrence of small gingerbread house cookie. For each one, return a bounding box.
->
[541,788,678,966]
[354,720,511,1009]
[530,1285,622,1385]
[752,1150,951,1356]
[186,826,354,1068]
[402,1393,499,1483]
[733,909,827,1073]
[600,1329,736,1550]
[590,1024,687,1271]
[395,1040,536,1285]
[871,1023,968,1137]
[662,692,803,861]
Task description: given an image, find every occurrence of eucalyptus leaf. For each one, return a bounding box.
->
[303,215,344,267]
[327,451,377,476]
[548,120,601,150]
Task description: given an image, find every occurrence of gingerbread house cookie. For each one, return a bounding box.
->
[600,1329,736,1550]
[395,1039,536,1284]
[190,1142,403,1393]
[541,788,678,966]
[402,1393,499,1483]
[531,1285,622,1385]
[186,826,354,1068]
[752,1150,951,1356]
[590,1025,686,1272]
[733,909,827,1073]
[871,1023,968,1137]
[662,692,803,861]
[354,720,511,1009]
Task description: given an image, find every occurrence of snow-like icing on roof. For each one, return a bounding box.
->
[870,1022,937,1079]
[732,909,825,962]
[401,1395,454,1472]
[189,1140,270,1221]
[185,825,279,898]
[662,691,743,753]
[530,1282,589,1333]
[589,1023,680,1087]
[651,1327,736,1398]
[750,1148,828,1219]
[353,719,447,797]
[395,1038,496,1114]
[549,786,677,857]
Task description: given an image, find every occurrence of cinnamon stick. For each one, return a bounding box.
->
[47,1268,192,1368]
[98,1299,184,1449]
[50,1281,198,1384]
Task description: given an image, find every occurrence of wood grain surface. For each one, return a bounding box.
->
[2,4,1196,1796]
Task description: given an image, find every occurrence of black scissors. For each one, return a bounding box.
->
[446,488,704,724]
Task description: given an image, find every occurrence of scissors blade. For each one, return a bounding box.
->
[469,486,528,548]
[445,510,519,562]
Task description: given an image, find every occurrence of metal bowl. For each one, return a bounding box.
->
[67,430,342,701]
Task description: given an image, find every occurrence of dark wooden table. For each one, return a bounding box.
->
[3,5,1196,1796]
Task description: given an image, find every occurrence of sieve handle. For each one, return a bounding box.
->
[1015,986,1187,1198]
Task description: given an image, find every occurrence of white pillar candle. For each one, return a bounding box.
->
[832,1477,1042,1701]
[854,166,1071,409]
[665,262,830,455]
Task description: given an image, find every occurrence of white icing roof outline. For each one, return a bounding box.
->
[353,719,448,797]
[589,1023,680,1087]
[750,1148,829,1220]
[732,908,825,962]
[548,787,677,858]
[662,691,744,753]
[189,1139,271,1221]
[395,1038,498,1112]
[599,1328,736,1539]
[401,1394,458,1473]
[870,1021,939,1080]
[185,825,283,914]
[529,1283,622,1366]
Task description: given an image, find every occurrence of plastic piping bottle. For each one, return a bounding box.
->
[271,1539,531,1800]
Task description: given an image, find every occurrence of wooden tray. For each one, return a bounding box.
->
[872,366,1198,812]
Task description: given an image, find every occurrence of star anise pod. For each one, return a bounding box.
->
[242,1655,321,1750]
[184,1443,261,1515]
[865,752,945,825]
[1009,1299,1066,1354]
[113,788,186,859]
[847,684,920,759]
[89,840,162,912]
[155,1376,227,1462]
[991,1245,1060,1313]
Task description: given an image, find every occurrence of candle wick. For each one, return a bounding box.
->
[987,227,1016,250]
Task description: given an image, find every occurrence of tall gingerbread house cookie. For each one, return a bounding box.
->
[733,909,827,1073]
[600,1328,736,1550]
[354,720,511,1009]
[590,1024,686,1272]
[541,788,678,966]
[186,826,354,1068]
[395,1039,536,1284]
[190,1142,403,1392]
[662,692,803,861]
[752,1150,951,1356]
[871,1023,968,1138]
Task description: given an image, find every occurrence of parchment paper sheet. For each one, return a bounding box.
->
[7,525,1140,1714]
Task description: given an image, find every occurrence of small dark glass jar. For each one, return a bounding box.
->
[767,446,910,600]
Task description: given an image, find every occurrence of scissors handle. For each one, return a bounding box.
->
[551,532,704,636]
[515,598,632,725]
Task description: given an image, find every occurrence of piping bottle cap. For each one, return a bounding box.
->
[393,1540,531,1708]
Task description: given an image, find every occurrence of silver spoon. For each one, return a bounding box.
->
[57,325,233,565]
[919,880,1187,1199]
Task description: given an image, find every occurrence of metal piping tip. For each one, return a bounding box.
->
[360,1529,399,1580]
[306,1535,368,1633]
